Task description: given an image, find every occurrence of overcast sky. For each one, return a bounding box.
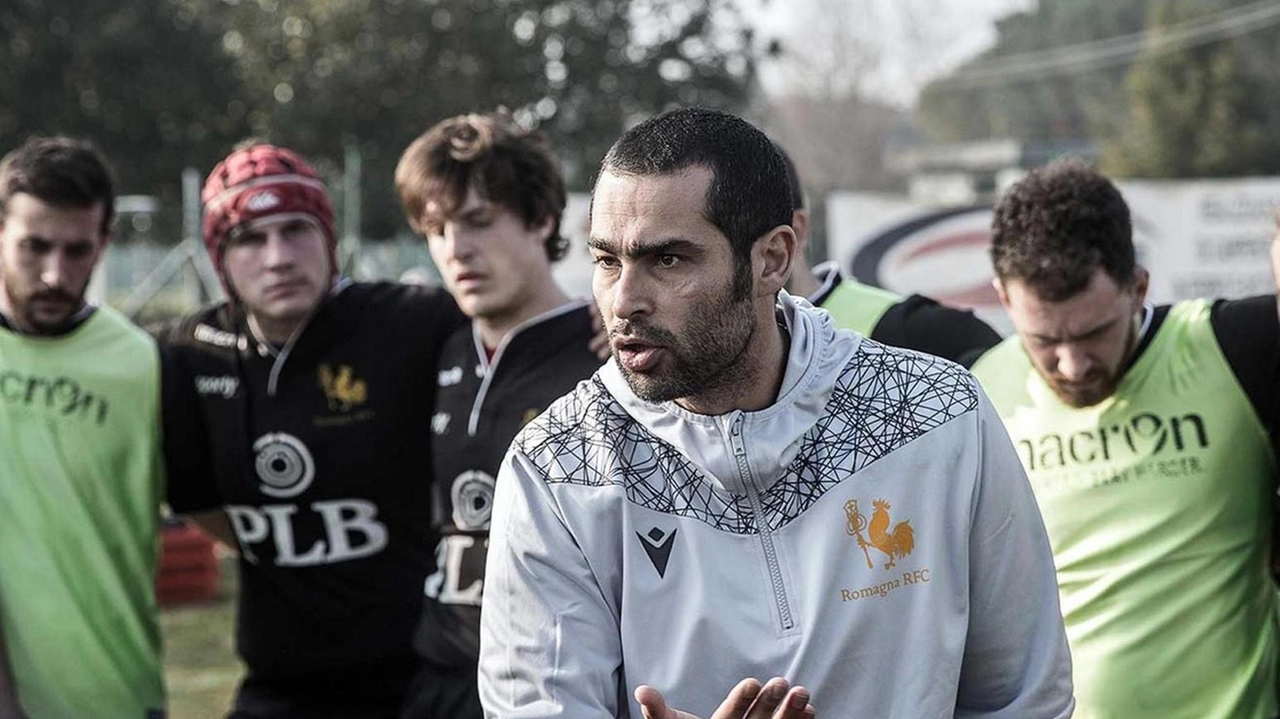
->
[744,0,1034,106]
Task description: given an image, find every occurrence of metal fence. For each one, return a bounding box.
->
[94,236,444,325]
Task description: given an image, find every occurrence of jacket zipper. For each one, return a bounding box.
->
[729,414,795,632]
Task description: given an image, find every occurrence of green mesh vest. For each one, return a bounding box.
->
[0,307,165,718]
[818,280,901,336]
[973,299,1278,719]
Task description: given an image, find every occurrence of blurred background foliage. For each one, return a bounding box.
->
[915,0,1280,177]
[0,0,759,239]
[4,0,1280,243]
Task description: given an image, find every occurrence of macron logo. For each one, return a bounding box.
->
[637,527,677,578]
[245,190,280,212]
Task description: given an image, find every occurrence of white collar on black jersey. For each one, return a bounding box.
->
[808,261,843,306]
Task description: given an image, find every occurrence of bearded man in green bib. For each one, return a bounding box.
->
[972,158,1280,719]
[0,137,165,718]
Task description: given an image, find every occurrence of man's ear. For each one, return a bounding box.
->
[755,224,797,297]
[96,230,112,258]
[532,215,555,244]
[1131,267,1150,308]
[992,277,1011,309]
[791,209,810,252]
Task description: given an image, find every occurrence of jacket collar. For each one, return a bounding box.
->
[599,291,859,493]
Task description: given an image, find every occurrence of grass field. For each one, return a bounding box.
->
[160,556,242,719]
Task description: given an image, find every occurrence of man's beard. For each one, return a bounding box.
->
[1043,371,1119,408]
[1040,314,1139,408]
[612,289,756,405]
[2,276,83,335]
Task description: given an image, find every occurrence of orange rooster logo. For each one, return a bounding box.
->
[318,364,368,412]
[844,498,915,570]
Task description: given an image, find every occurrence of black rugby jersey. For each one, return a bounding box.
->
[157,281,464,710]
[810,263,1001,368]
[413,301,602,670]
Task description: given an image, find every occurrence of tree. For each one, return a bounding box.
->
[0,0,759,240]
[179,0,759,238]
[0,0,248,239]
[915,0,1148,145]
[1103,0,1280,177]
[914,0,1280,178]
[755,0,920,262]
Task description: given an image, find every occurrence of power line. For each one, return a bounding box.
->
[934,0,1280,90]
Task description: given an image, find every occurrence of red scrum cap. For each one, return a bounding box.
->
[201,144,338,286]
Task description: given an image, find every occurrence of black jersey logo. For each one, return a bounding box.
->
[637,527,678,578]
[438,366,463,387]
[195,374,239,398]
[318,364,367,412]
[451,470,496,530]
[253,432,315,498]
[432,412,451,435]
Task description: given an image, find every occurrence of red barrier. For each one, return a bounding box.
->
[157,521,220,606]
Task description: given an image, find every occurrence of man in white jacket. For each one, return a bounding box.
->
[478,107,1074,719]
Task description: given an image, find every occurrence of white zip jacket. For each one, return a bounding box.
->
[479,293,1074,719]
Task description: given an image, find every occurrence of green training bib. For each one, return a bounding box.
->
[0,307,165,718]
[974,299,1279,719]
[818,280,901,336]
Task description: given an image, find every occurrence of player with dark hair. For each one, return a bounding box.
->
[972,158,1280,719]
[478,107,1073,719]
[0,136,166,717]
[394,112,602,719]
[778,146,999,367]
[156,143,466,718]
[397,111,570,264]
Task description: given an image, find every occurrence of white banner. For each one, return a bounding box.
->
[828,179,1280,333]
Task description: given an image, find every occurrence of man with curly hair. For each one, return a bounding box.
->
[394,112,603,719]
[972,158,1280,719]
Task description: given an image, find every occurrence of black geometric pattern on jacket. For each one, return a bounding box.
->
[515,341,979,534]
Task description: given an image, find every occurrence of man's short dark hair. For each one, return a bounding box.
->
[991,158,1134,301]
[396,111,568,261]
[597,107,793,300]
[0,136,116,235]
[776,142,804,211]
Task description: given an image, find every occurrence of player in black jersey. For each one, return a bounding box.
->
[777,145,1000,367]
[157,144,466,718]
[394,112,603,719]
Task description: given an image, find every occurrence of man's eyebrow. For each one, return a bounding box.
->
[1031,317,1118,343]
[457,204,493,220]
[586,237,700,258]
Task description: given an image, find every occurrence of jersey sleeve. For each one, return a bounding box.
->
[478,449,623,718]
[156,341,223,514]
[1209,295,1280,439]
[955,385,1075,719]
[395,283,467,359]
[872,295,1003,368]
